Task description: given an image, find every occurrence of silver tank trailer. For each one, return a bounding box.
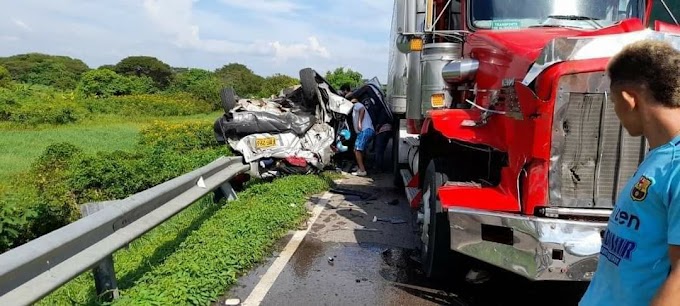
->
[420,42,462,115]
[387,0,409,114]
[404,0,427,121]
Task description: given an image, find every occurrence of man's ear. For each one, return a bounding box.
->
[620,89,639,111]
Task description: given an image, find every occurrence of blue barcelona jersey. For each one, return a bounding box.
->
[580,135,680,306]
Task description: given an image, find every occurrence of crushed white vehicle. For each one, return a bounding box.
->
[213,68,355,178]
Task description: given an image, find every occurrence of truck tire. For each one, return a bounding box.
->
[220,88,237,114]
[421,158,451,278]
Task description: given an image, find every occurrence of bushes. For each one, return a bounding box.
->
[169,69,221,108]
[0,120,230,252]
[78,69,157,98]
[0,65,11,88]
[30,143,82,235]
[0,85,83,124]
[138,120,222,151]
[0,84,212,126]
[83,93,212,117]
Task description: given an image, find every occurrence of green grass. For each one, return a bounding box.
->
[37,174,334,306]
[0,112,222,183]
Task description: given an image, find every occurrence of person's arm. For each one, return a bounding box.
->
[358,107,365,131]
[651,248,680,306]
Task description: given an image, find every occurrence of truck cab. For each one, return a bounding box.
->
[388,0,680,281]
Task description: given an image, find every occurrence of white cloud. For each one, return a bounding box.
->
[12,19,32,32]
[0,0,391,80]
[0,36,19,42]
[270,37,330,63]
[141,0,329,62]
[218,0,303,13]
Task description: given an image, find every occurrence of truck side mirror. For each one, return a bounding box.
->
[396,34,412,54]
[394,0,424,54]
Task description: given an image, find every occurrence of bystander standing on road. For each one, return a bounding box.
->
[579,39,680,306]
[350,98,374,176]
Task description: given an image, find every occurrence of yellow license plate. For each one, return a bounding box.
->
[255,137,277,149]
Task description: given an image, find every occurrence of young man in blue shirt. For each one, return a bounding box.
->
[579,40,680,305]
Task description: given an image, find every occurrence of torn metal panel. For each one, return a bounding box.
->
[523,29,680,86]
[449,207,606,281]
[228,123,334,168]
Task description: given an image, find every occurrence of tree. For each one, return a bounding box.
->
[214,63,264,98]
[114,56,174,90]
[0,53,90,90]
[325,67,363,90]
[0,66,11,88]
[98,65,116,71]
[170,68,221,108]
[259,74,299,98]
[78,69,153,97]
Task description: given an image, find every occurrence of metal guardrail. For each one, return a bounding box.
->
[0,156,250,306]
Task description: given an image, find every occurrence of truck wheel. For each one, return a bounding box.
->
[220,88,237,114]
[421,158,451,278]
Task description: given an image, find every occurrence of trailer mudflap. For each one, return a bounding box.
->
[448,207,608,281]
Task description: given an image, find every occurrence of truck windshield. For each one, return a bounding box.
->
[470,0,644,30]
[649,0,680,26]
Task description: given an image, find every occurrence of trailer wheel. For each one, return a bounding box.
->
[421,158,451,278]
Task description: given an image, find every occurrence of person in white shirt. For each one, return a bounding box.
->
[351,98,374,176]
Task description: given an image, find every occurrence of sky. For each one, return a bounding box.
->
[0,0,394,81]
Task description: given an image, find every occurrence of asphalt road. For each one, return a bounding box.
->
[216,173,590,306]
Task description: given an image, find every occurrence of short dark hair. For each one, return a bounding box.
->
[340,84,351,92]
[607,39,680,108]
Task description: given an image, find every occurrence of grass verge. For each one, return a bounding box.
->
[0,112,221,184]
[37,173,335,306]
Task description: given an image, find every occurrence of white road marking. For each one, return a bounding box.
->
[241,191,334,306]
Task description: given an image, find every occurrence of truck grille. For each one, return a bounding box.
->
[550,92,647,208]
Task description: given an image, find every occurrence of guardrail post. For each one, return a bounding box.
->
[81,202,120,302]
[219,182,238,202]
[92,256,119,301]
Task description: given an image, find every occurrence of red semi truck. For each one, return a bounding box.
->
[387,0,680,281]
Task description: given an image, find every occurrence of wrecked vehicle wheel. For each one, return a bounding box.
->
[220,87,237,113]
[300,68,318,103]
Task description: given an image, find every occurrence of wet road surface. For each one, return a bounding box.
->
[217,173,589,306]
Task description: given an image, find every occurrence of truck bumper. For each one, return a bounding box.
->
[448,207,607,281]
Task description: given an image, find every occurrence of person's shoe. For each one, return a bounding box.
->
[351,170,367,177]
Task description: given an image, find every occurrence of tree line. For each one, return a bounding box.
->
[0,53,366,103]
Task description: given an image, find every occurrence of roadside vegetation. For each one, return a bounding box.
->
[0,53,343,251]
[0,52,357,304]
[37,174,335,306]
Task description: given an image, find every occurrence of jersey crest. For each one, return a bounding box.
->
[631,176,653,202]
